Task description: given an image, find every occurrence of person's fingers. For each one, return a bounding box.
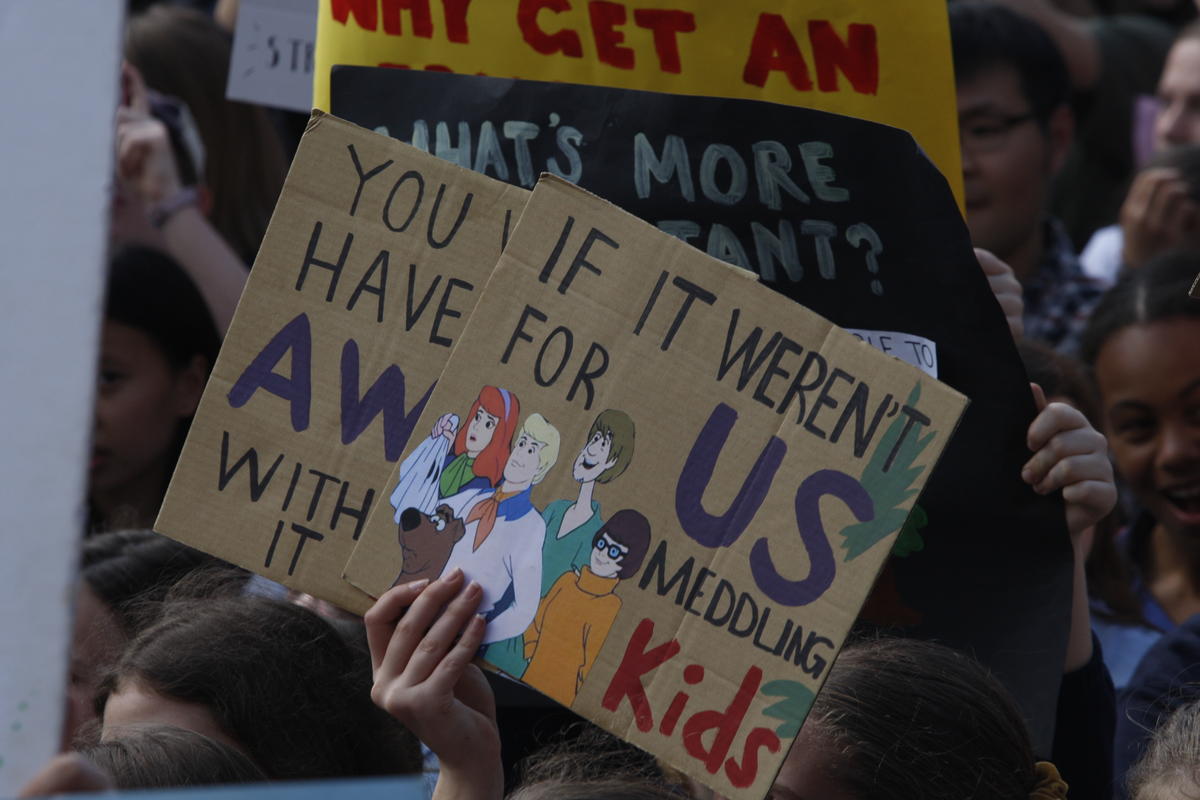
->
[426,612,488,697]
[454,661,498,724]
[376,568,465,682]
[18,753,113,797]
[122,61,150,114]
[1125,168,1177,219]
[1147,181,1188,234]
[992,289,1022,319]
[405,581,484,686]
[1024,423,1105,486]
[975,247,1008,276]
[116,134,149,183]
[1064,480,1118,527]
[1029,382,1048,414]
[1031,448,1113,495]
[364,578,430,675]
[1164,195,1200,241]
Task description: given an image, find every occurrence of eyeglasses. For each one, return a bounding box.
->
[595,535,627,561]
[959,112,1037,154]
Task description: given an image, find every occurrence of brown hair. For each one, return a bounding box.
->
[805,637,1038,800]
[81,530,246,635]
[79,724,267,788]
[594,509,652,579]
[587,409,635,484]
[510,723,681,800]
[1128,699,1200,800]
[125,6,288,265]
[97,595,421,780]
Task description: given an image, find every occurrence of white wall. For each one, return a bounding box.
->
[0,0,123,791]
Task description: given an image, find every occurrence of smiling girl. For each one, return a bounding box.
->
[1081,254,1200,630]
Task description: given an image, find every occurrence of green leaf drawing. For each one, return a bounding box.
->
[891,502,928,558]
[840,383,935,562]
[760,679,815,738]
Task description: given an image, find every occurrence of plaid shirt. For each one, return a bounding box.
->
[1023,220,1106,356]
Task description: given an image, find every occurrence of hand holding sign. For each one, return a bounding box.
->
[1022,386,1116,539]
[365,573,502,800]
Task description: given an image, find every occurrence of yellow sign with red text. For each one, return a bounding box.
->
[314,0,963,205]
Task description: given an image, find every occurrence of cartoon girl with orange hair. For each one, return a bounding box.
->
[434,386,520,497]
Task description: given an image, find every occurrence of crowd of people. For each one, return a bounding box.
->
[24,0,1200,797]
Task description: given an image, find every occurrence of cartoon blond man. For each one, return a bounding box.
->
[441,413,560,656]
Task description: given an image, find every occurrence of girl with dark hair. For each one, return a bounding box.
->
[96,595,422,781]
[1080,253,1200,632]
[764,637,1067,800]
[81,725,268,789]
[91,246,218,532]
[66,530,241,749]
[124,4,288,268]
[20,726,267,795]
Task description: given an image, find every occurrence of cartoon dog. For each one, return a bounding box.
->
[392,504,467,586]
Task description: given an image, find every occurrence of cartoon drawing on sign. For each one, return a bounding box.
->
[438,412,560,668]
[392,504,467,586]
[389,386,520,518]
[540,410,636,594]
[485,409,635,677]
[522,509,652,706]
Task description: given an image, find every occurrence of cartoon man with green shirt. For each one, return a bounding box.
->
[485,409,635,678]
[539,409,635,597]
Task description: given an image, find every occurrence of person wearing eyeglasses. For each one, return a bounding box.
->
[520,509,652,707]
[951,3,1103,355]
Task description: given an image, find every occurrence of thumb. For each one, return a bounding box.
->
[1030,382,1048,412]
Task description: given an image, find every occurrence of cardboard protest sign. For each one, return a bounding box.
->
[331,66,1077,750]
[313,0,963,203]
[344,175,966,798]
[0,1,124,791]
[156,112,528,612]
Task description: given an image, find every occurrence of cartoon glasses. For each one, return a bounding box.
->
[595,534,627,561]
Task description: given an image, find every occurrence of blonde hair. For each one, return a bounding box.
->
[520,413,560,484]
[1129,699,1200,800]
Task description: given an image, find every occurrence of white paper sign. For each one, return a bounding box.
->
[0,0,123,792]
[845,328,939,377]
[226,0,318,112]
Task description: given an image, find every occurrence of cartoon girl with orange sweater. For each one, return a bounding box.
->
[521,509,652,706]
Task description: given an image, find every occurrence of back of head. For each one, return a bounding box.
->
[80,724,267,789]
[1128,699,1200,800]
[949,2,1070,128]
[510,723,681,800]
[125,5,287,264]
[805,637,1037,800]
[106,245,219,373]
[1079,252,1200,367]
[101,595,421,780]
[81,530,243,635]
